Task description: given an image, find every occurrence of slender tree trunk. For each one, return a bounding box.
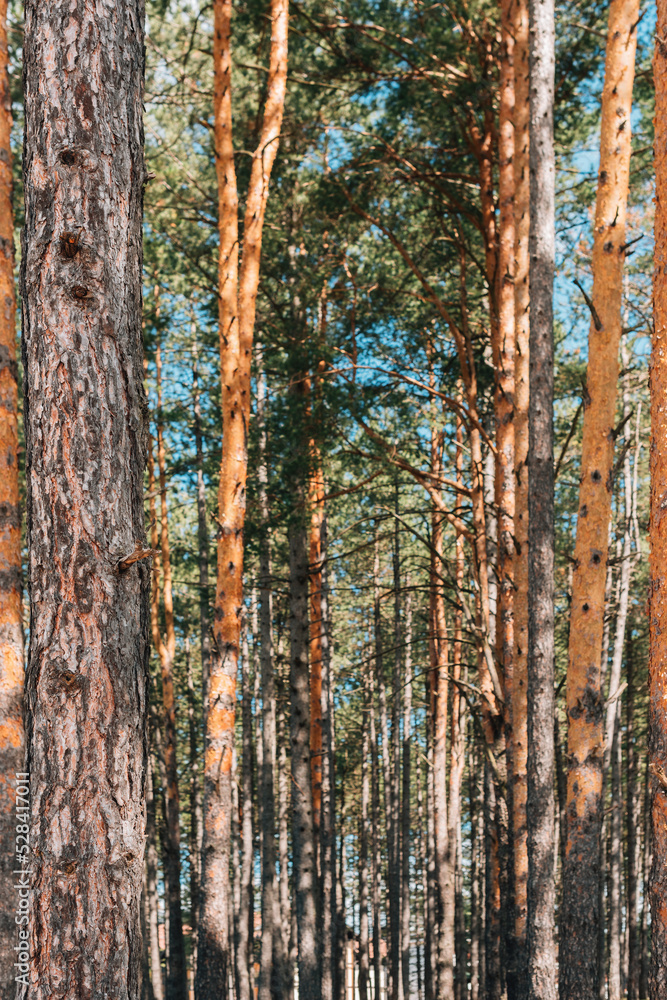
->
[562,3,638,995]
[425,652,435,1000]
[526,0,557,995]
[640,757,651,1000]
[390,495,403,1000]
[359,668,371,1000]
[21,0,148,991]
[0,0,23,980]
[187,641,203,988]
[192,338,211,720]
[449,505,466,1000]
[309,446,325,863]
[512,0,530,994]
[147,748,166,1000]
[650,8,667,995]
[234,617,253,1000]
[255,356,283,1000]
[277,658,294,999]
[154,345,188,1000]
[320,537,337,1000]
[626,632,640,1000]
[416,736,426,1000]
[289,522,321,999]
[199,0,287,991]
[401,592,413,1000]
[370,662,383,1000]
[608,700,623,1000]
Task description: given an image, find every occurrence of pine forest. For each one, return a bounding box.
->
[3,0,667,998]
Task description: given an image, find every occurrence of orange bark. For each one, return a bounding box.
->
[0,0,23,989]
[511,0,530,964]
[199,0,288,990]
[562,2,638,992]
[650,4,667,993]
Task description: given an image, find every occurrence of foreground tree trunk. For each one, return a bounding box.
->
[198,0,287,993]
[650,7,667,995]
[526,0,557,996]
[0,0,23,989]
[512,0,530,994]
[561,4,639,995]
[21,0,148,992]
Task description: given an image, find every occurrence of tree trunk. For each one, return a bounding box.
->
[21,0,148,992]
[650,8,667,995]
[401,591,413,1000]
[289,522,321,999]
[154,344,188,1000]
[359,668,371,1000]
[497,2,517,984]
[626,632,640,1000]
[277,656,294,999]
[192,337,211,727]
[370,659,383,1000]
[391,497,403,1000]
[608,701,623,1000]
[562,3,638,994]
[320,531,337,1000]
[187,641,203,988]
[512,0,530,994]
[309,447,325,863]
[0,0,23,984]
[526,0,557,996]
[199,0,287,991]
[234,616,253,1000]
[147,748,166,1000]
[640,757,651,1000]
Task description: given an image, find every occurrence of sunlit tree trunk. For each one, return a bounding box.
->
[512,0,530,993]
[562,2,639,994]
[21,0,148,990]
[0,0,23,987]
[650,7,667,996]
[198,0,287,992]
[526,0,557,995]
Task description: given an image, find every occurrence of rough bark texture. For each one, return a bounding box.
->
[289,523,321,1000]
[309,448,325,850]
[21,0,149,993]
[650,7,667,995]
[562,3,639,994]
[0,0,23,988]
[198,0,287,992]
[512,0,530,992]
[526,0,557,997]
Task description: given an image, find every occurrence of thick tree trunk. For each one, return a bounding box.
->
[21,0,148,992]
[289,523,321,999]
[526,0,557,996]
[0,0,23,986]
[650,7,667,995]
[512,0,530,994]
[199,0,287,992]
[562,4,638,995]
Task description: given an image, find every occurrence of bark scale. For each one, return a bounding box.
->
[561,3,639,994]
[21,0,149,993]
